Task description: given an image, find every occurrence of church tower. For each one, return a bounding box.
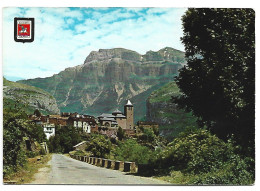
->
[124,100,134,129]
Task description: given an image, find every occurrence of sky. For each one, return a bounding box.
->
[3,7,186,81]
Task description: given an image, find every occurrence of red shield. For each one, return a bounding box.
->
[17,24,30,37]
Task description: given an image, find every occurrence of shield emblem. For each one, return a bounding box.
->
[14,18,34,43]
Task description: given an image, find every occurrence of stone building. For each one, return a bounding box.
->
[97,100,134,130]
[136,121,159,133]
[28,111,98,139]
[67,113,97,133]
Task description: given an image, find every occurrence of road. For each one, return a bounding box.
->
[30,154,169,185]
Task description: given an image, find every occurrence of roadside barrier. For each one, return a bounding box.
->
[115,161,124,171]
[124,161,137,173]
[92,157,96,165]
[102,159,108,167]
[107,160,112,168]
[96,158,102,166]
[70,154,137,173]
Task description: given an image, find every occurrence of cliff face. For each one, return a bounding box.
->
[146,82,198,140]
[3,78,60,114]
[19,47,186,122]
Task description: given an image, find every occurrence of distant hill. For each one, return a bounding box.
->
[146,81,198,140]
[3,78,60,115]
[4,76,25,82]
[19,47,186,122]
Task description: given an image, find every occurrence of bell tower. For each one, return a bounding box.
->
[124,100,134,129]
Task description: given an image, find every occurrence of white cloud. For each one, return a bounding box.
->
[3,7,186,80]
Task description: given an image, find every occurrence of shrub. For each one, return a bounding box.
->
[3,104,45,177]
[155,129,254,184]
[48,125,82,153]
[114,139,155,164]
[189,155,254,185]
[138,128,156,144]
[85,134,111,158]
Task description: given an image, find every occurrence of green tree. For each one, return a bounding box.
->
[85,134,111,158]
[156,129,254,185]
[174,8,255,154]
[3,100,46,176]
[48,125,81,153]
[138,128,156,144]
[114,139,154,164]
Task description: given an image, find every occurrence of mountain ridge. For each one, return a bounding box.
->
[19,47,186,122]
[3,78,60,114]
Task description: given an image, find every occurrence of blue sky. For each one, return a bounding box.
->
[3,7,186,80]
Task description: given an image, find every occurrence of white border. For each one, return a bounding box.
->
[0,1,259,191]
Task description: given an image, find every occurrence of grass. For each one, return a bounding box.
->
[3,77,52,98]
[3,154,52,184]
[154,171,192,185]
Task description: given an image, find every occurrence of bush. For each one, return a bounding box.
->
[155,129,254,184]
[48,125,82,153]
[138,128,156,144]
[3,104,45,177]
[114,139,155,164]
[85,134,111,158]
[189,155,254,185]
[157,129,230,173]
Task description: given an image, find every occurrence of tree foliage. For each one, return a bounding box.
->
[174,8,255,153]
[117,126,125,141]
[156,129,254,184]
[3,100,46,176]
[48,125,82,153]
[85,134,112,158]
[114,139,156,164]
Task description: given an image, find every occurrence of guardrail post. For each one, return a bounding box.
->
[111,160,115,169]
[107,160,112,168]
[115,161,124,171]
[102,159,108,167]
[96,158,102,166]
[92,157,95,164]
[124,161,136,173]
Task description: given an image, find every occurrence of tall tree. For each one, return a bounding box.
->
[174,8,255,154]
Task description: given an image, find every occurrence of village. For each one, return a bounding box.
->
[29,100,159,140]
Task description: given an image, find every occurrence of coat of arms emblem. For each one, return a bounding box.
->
[14,17,34,43]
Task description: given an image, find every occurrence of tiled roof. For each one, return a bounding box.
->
[98,113,115,118]
[112,109,122,114]
[114,114,126,118]
[100,117,115,121]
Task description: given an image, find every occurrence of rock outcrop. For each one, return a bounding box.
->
[3,78,60,114]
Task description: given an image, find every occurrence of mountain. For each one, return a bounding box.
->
[3,78,60,114]
[4,75,25,82]
[146,81,198,140]
[18,47,186,122]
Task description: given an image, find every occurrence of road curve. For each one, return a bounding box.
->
[30,154,169,185]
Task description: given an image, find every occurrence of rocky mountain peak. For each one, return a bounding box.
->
[84,48,142,63]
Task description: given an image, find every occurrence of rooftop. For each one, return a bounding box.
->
[125,100,133,106]
[98,113,115,118]
[112,109,122,114]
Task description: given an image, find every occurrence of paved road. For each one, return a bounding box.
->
[30,154,169,185]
